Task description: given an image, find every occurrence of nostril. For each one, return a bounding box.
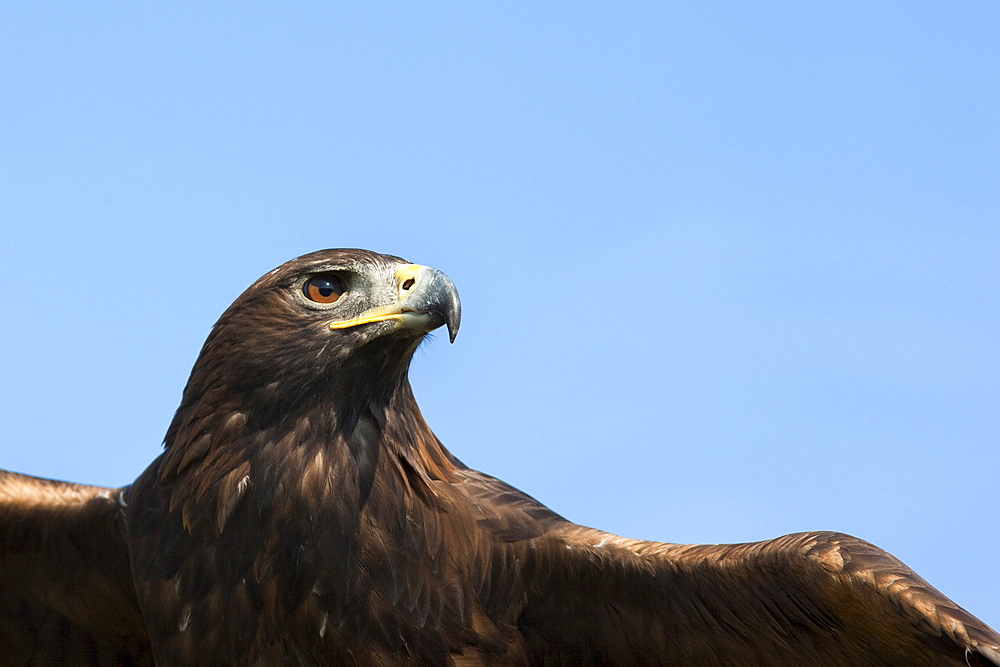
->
[402,278,415,291]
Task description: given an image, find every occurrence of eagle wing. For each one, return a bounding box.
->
[511,523,1000,666]
[0,469,152,666]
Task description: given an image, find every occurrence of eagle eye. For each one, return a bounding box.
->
[303,274,346,304]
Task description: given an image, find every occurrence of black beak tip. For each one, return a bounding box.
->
[445,295,461,343]
[408,266,462,343]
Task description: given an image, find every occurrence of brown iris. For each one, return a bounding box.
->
[302,274,346,304]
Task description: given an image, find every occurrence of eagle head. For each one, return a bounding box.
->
[166,248,461,440]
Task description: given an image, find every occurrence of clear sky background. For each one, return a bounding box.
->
[2,3,998,630]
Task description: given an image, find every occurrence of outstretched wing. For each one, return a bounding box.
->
[512,525,1000,666]
[0,470,153,666]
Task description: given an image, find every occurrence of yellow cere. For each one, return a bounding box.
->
[394,264,425,286]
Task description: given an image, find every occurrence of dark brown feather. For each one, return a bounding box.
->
[0,471,153,666]
[3,248,998,665]
[508,526,1000,665]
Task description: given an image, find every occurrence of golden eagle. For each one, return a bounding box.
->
[1,248,997,665]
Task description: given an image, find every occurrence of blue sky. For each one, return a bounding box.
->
[2,4,998,628]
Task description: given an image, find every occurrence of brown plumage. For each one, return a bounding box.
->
[1,248,997,665]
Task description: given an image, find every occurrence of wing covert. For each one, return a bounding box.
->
[512,525,1000,666]
[0,469,152,666]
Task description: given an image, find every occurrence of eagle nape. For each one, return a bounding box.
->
[1,247,997,666]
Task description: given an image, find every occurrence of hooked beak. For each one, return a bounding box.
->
[328,264,462,342]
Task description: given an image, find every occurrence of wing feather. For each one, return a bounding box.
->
[0,469,152,666]
[514,524,1000,666]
